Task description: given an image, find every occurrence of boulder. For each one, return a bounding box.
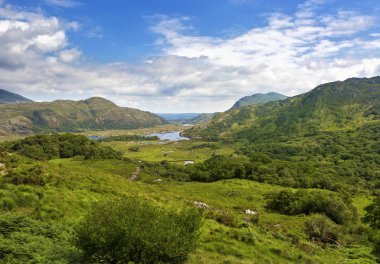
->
[193,201,211,209]
[245,209,258,215]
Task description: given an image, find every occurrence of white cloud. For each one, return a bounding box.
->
[59,48,81,63]
[44,0,82,8]
[0,1,379,112]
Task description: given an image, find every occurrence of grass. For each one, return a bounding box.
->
[102,140,235,164]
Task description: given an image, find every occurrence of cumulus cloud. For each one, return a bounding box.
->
[0,1,379,112]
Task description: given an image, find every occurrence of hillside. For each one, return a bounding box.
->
[0,89,33,104]
[0,97,166,135]
[187,77,380,141]
[184,77,380,192]
[231,92,287,108]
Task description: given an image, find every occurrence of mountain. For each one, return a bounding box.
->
[231,92,287,108]
[187,113,216,124]
[187,77,380,141]
[0,89,33,104]
[0,97,166,135]
[185,76,380,192]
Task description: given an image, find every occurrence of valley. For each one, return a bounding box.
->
[0,77,379,263]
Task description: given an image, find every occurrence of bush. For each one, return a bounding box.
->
[0,214,79,263]
[128,146,140,152]
[363,196,380,229]
[305,214,341,244]
[265,190,357,225]
[75,197,202,263]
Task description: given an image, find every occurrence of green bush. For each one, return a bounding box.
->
[363,196,380,229]
[75,197,202,263]
[128,146,140,152]
[0,197,16,211]
[305,214,341,244]
[0,214,79,263]
[265,190,357,225]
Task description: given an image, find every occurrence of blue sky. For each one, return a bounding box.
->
[0,0,380,112]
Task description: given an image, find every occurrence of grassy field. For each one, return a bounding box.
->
[103,140,235,164]
[1,155,375,263]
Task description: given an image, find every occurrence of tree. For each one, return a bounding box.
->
[363,197,380,229]
[75,197,202,264]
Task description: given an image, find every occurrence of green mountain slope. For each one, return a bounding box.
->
[0,97,166,135]
[232,92,288,108]
[188,77,380,141]
[0,89,33,104]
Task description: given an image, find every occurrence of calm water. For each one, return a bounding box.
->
[146,131,189,141]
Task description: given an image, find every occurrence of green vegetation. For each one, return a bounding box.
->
[363,197,380,260]
[265,190,357,225]
[1,134,121,160]
[304,214,341,245]
[363,197,380,229]
[186,77,380,193]
[76,198,201,263]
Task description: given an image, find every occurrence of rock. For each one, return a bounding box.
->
[154,178,162,182]
[129,167,140,181]
[245,209,258,215]
[130,175,139,181]
[193,201,211,209]
[184,161,194,165]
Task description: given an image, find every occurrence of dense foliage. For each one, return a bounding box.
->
[304,214,341,244]
[0,214,79,263]
[265,190,357,225]
[75,198,202,264]
[363,197,380,259]
[185,77,380,192]
[1,134,122,160]
[363,197,380,229]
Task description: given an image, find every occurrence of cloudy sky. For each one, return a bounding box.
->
[0,0,380,112]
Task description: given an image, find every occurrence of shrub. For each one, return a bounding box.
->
[305,214,341,244]
[0,214,79,263]
[0,197,16,211]
[265,190,357,225]
[203,209,239,227]
[363,196,380,229]
[75,197,202,263]
[128,146,140,152]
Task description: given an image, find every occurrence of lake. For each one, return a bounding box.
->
[146,131,189,141]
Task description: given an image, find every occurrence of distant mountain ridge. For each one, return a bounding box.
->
[232,92,287,108]
[0,89,33,104]
[0,97,166,135]
[187,76,380,141]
